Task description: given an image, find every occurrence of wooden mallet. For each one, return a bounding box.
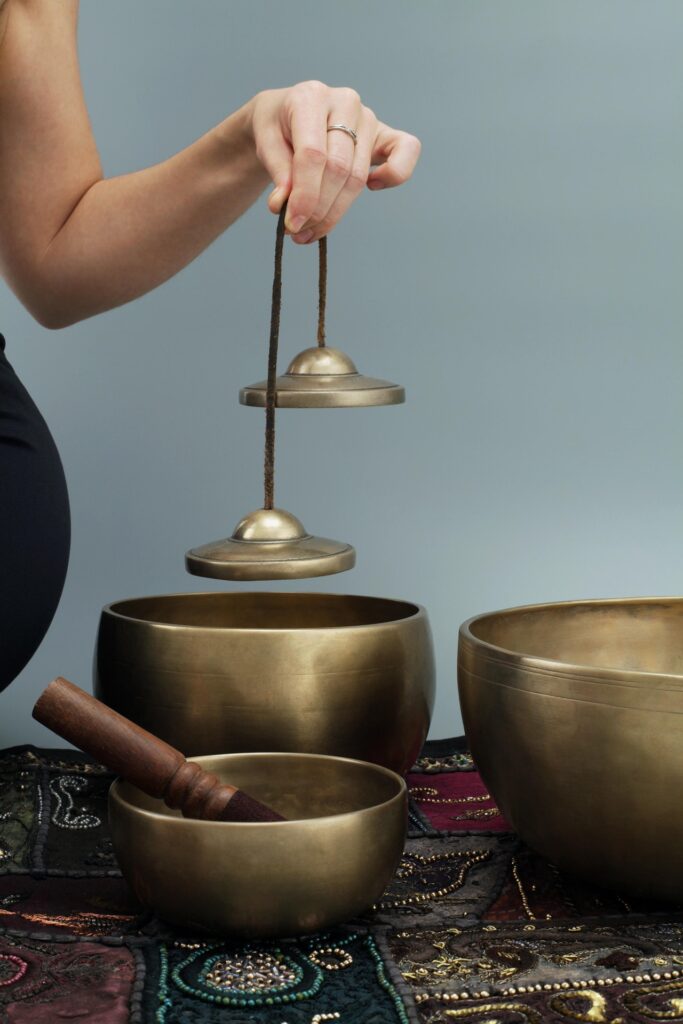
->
[33,677,285,823]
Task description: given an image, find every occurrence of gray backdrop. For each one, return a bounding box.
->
[2,0,683,748]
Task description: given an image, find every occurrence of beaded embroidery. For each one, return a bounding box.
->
[49,776,101,830]
[413,753,474,773]
[308,947,354,971]
[411,787,493,805]
[374,848,492,910]
[169,943,324,1009]
[391,920,683,1005]
[203,950,302,993]
[154,933,412,1022]
[0,953,27,987]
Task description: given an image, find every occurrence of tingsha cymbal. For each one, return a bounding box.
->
[185,508,356,581]
[239,345,405,409]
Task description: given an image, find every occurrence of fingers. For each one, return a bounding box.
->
[366,124,422,191]
[292,106,376,244]
[284,81,330,234]
[290,88,361,243]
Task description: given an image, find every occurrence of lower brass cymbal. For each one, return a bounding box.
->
[185,508,356,581]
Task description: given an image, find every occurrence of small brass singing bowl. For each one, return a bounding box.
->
[458,597,683,902]
[95,592,434,775]
[109,752,407,937]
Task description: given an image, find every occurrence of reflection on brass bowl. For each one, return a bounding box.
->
[109,752,407,936]
[458,597,683,902]
[94,592,434,775]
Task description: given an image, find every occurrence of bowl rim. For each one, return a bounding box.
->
[100,591,427,633]
[108,751,407,827]
[459,595,683,685]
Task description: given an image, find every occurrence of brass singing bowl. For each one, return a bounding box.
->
[109,752,407,936]
[95,592,434,775]
[458,597,683,902]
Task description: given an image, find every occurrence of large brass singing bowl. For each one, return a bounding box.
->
[458,597,683,902]
[109,752,407,936]
[95,592,434,774]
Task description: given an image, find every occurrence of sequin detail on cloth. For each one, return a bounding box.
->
[1,740,683,1022]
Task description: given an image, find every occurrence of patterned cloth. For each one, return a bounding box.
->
[0,740,682,1022]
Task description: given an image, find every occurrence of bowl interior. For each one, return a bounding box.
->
[114,752,405,823]
[468,598,683,676]
[107,592,419,630]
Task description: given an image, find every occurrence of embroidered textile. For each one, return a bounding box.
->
[0,742,681,1022]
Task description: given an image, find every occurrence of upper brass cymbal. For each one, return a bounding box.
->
[239,345,406,409]
[185,507,356,581]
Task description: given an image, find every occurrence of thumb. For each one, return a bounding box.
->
[267,182,291,214]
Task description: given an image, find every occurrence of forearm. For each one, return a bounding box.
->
[34,110,268,328]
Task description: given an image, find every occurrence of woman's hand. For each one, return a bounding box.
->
[246,81,421,244]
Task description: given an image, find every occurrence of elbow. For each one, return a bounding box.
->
[30,306,81,331]
[26,289,108,331]
[18,283,87,330]
[28,305,73,331]
[9,248,95,330]
[1,251,80,330]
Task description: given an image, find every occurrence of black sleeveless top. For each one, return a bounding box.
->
[0,332,70,693]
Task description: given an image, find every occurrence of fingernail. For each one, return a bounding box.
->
[367,180,385,191]
[293,229,315,244]
[287,215,306,233]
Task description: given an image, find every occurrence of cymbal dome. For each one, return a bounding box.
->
[286,346,358,376]
[231,508,308,542]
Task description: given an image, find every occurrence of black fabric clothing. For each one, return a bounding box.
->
[0,333,70,693]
